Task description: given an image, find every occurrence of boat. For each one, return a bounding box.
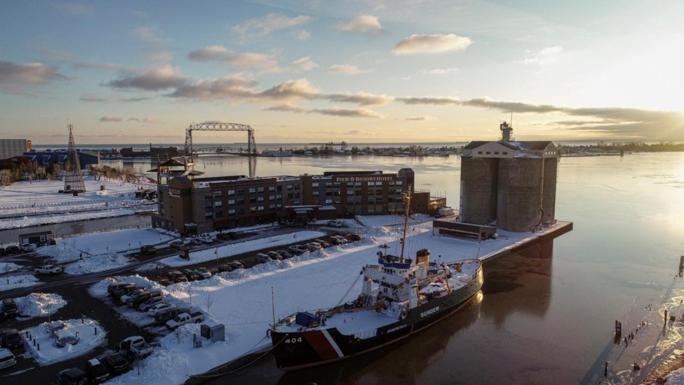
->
[270,193,483,370]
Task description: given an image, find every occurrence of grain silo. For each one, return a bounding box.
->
[459,156,498,225]
[459,122,558,232]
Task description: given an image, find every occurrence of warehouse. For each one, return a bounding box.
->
[459,122,558,232]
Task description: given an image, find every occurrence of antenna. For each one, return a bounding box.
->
[271,286,276,329]
[510,112,513,128]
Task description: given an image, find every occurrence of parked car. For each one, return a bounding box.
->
[85,358,110,383]
[153,307,179,324]
[189,238,203,246]
[276,250,292,259]
[331,235,349,245]
[108,282,135,296]
[56,367,87,385]
[137,296,163,311]
[0,329,23,352]
[182,269,199,281]
[55,333,80,348]
[255,253,271,264]
[266,251,283,260]
[217,263,234,272]
[0,348,16,370]
[217,232,236,241]
[109,284,138,304]
[140,245,157,256]
[0,299,18,320]
[195,267,212,279]
[34,264,64,275]
[288,245,305,255]
[169,240,183,250]
[327,220,345,228]
[166,310,204,330]
[199,234,216,244]
[345,233,362,241]
[20,243,36,252]
[228,261,244,269]
[148,303,175,317]
[305,242,322,251]
[317,240,331,248]
[4,245,20,255]
[102,352,131,375]
[119,336,153,359]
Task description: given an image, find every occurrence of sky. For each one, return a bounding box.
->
[1,0,683,144]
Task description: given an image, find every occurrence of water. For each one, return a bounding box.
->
[112,152,684,385]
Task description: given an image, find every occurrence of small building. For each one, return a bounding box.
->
[433,220,496,240]
[0,139,31,160]
[23,150,98,170]
[19,230,54,246]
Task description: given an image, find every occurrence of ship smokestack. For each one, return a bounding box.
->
[500,121,512,142]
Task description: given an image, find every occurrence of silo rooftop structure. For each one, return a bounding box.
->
[459,122,558,232]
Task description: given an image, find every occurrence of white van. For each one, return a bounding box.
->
[0,348,16,370]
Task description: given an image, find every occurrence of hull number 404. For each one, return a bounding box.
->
[284,337,303,344]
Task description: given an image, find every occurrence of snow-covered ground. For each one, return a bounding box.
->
[159,230,325,267]
[23,318,106,365]
[355,214,431,227]
[0,178,156,229]
[668,367,684,384]
[99,220,566,385]
[35,228,175,275]
[0,262,22,274]
[15,292,66,319]
[0,274,40,292]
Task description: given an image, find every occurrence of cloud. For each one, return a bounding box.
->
[0,60,66,86]
[328,64,368,75]
[336,15,382,33]
[423,67,459,75]
[264,103,306,112]
[126,117,158,123]
[53,2,93,16]
[232,13,313,40]
[80,94,150,102]
[309,107,383,118]
[293,29,311,41]
[290,56,318,71]
[99,116,123,122]
[168,75,256,100]
[518,46,563,66]
[405,116,435,121]
[324,92,393,106]
[188,45,280,71]
[107,65,187,91]
[393,34,472,55]
[397,96,460,105]
[258,79,319,100]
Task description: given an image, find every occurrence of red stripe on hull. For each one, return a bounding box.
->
[303,331,339,360]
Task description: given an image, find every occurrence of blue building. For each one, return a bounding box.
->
[23,150,99,170]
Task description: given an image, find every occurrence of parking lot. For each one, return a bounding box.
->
[0,224,363,384]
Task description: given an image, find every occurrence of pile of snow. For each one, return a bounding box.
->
[64,253,133,275]
[0,262,22,274]
[0,274,39,292]
[89,274,161,299]
[15,292,66,319]
[23,318,106,365]
[159,230,326,267]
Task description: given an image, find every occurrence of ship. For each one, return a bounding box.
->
[270,193,483,370]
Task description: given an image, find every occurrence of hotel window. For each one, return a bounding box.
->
[214,200,222,207]
[269,186,275,191]
[312,182,319,187]
[257,187,264,192]
[228,209,236,214]
[258,206,264,211]
[213,191,222,197]
[228,199,235,204]
[227,189,235,195]
[258,197,264,201]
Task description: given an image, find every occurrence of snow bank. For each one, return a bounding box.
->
[0,262,22,273]
[15,293,66,319]
[159,230,326,267]
[0,274,39,292]
[64,253,133,275]
[23,318,106,365]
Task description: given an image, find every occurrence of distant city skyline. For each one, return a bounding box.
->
[1,0,683,144]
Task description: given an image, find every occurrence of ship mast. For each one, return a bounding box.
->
[399,190,412,262]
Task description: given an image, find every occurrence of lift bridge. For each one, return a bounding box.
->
[184,121,257,178]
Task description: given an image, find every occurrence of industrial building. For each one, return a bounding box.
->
[0,139,31,160]
[459,122,558,232]
[153,169,419,234]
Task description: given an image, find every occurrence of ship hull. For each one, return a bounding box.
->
[271,266,483,370]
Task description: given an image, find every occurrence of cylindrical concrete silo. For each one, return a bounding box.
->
[459,157,498,225]
[541,157,558,226]
[496,158,543,232]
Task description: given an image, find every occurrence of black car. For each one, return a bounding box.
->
[276,250,293,259]
[85,358,110,383]
[0,299,18,319]
[0,247,5,257]
[229,261,244,269]
[102,352,131,375]
[56,367,88,385]
[5,245,20,255]
[0,329,24,352]
[217,264,234,272]
[140,245,157,256]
